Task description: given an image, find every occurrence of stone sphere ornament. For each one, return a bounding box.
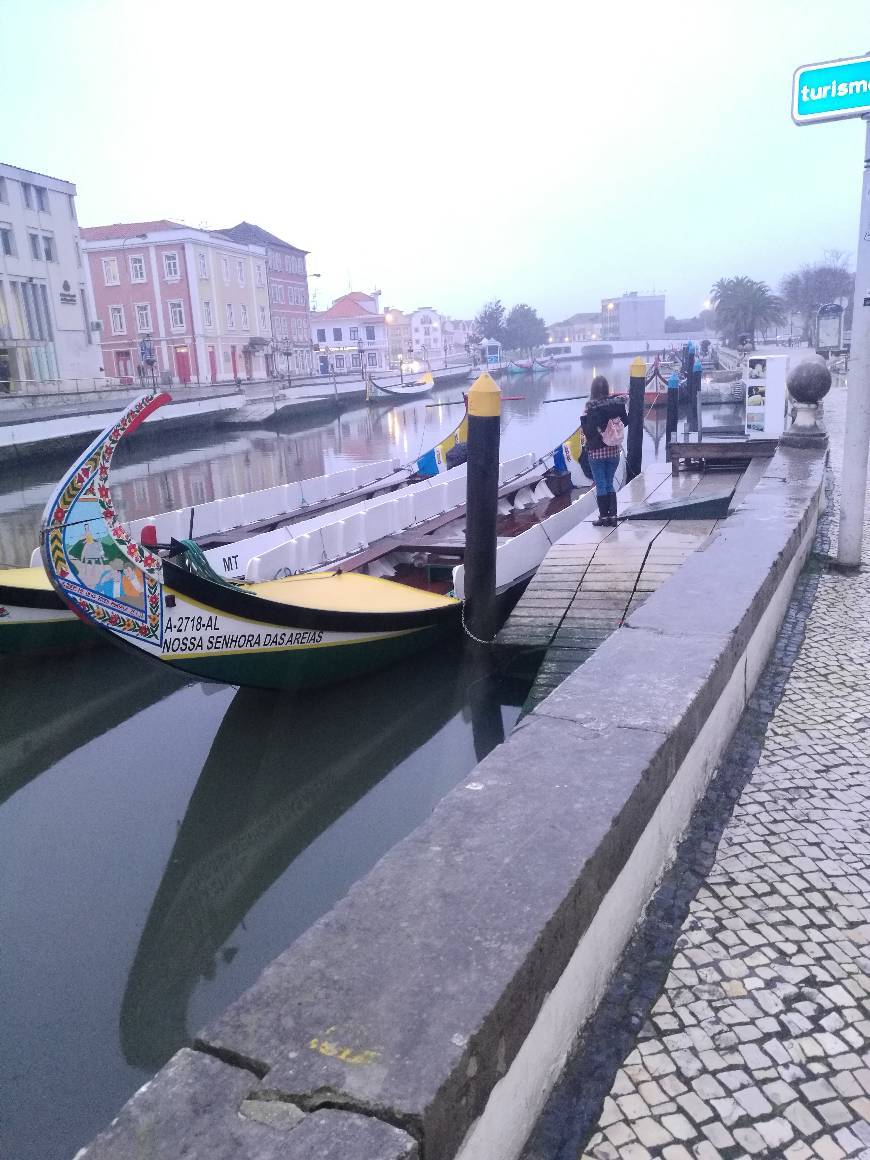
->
[787,358,832,404]
[781,357,831,448]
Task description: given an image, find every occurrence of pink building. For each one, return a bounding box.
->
[82,220,271,386]
[217,222,312,376]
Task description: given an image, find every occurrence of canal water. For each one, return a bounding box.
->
[0,358,674,1159]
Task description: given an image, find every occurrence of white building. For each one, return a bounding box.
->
[408,307,444,365]
[600,293,666,340]
[0,162,103,388]
[443,318,475,359]
[310,291,389,375]
[383,306,411,367]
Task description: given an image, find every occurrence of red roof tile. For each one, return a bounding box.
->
[314,294,381,320]
[216,221,308,254]
[80,220,183,241]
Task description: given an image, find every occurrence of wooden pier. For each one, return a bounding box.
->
[498,463,743,713]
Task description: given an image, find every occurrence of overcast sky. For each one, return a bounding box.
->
[1,0,866,322]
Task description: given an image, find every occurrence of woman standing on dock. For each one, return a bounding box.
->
[581,375,628,527]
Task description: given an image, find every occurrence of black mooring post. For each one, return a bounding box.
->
[666,371,680,447]
[683,342,696,431]
[626,356,646,481]
[690,356,703,440]
[463,371,501,645]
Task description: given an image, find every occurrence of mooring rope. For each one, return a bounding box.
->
[460,600,496,645]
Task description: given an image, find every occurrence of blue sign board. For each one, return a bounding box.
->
[793,53,870,124]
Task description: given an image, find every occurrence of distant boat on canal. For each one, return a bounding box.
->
[506,359,554,374]
[365,370,435,403]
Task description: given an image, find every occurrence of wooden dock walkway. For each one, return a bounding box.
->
[498,464,741,713]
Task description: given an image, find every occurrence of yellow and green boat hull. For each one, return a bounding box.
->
[0,567,99,655]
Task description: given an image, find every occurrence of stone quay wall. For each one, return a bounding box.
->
[76,443,827,1160]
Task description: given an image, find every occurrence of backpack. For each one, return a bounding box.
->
[601,417,625,447]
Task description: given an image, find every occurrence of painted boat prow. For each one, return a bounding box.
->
[40,391,172,645]
[414,405,468,476]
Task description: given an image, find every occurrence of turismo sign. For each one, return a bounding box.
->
[792,53,870,124]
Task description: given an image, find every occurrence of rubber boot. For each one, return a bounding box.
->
[608,492,619,526]
[592,494,609,527]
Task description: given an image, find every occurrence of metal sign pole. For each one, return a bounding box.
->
[838,116,870,567]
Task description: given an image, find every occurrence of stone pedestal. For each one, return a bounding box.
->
[780,359,831,449]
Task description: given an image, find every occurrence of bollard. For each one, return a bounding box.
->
[626,356,646,481]
[781,358,831,448]
[463,371,501,644]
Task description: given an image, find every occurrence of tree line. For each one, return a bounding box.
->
[467,252,852,355]
[710,253,852,347]
[472,300,548,355]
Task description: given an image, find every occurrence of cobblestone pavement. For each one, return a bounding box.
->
[523,383,870,1160]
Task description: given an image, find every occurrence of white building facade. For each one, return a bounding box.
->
[384,306,411,367]
[408,307,444,365]
[443,318,475,360]
[600,293,666,340]
[0,162,102,388]
[310,292,388,375]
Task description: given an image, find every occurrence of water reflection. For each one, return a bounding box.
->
[119,640,526,1071]
[0,647,187,809]
[0,356,669,1160]
[0,360,665,566]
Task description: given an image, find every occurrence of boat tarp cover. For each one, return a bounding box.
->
[0,566,54,591]
[242,571,459,614]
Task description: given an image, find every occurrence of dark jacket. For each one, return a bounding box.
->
[581,395,629,453]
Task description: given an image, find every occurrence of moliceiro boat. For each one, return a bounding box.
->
[0,404,470,654]
[40,389,611,690]
[0,565,91,655]
[41,393,458,689]
[644,361,680,406]
[4,386,586,655]
[3,402,548,654]
[366,371,435,403]
[506,359,552,374]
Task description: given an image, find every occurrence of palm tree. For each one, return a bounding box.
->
[710,277,785,347]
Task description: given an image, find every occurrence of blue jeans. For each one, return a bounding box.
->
[589,455,618,496]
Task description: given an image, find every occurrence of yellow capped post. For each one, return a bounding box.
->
[626,356,647,482]
[464,370,502,643]
[467,371,502,418]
